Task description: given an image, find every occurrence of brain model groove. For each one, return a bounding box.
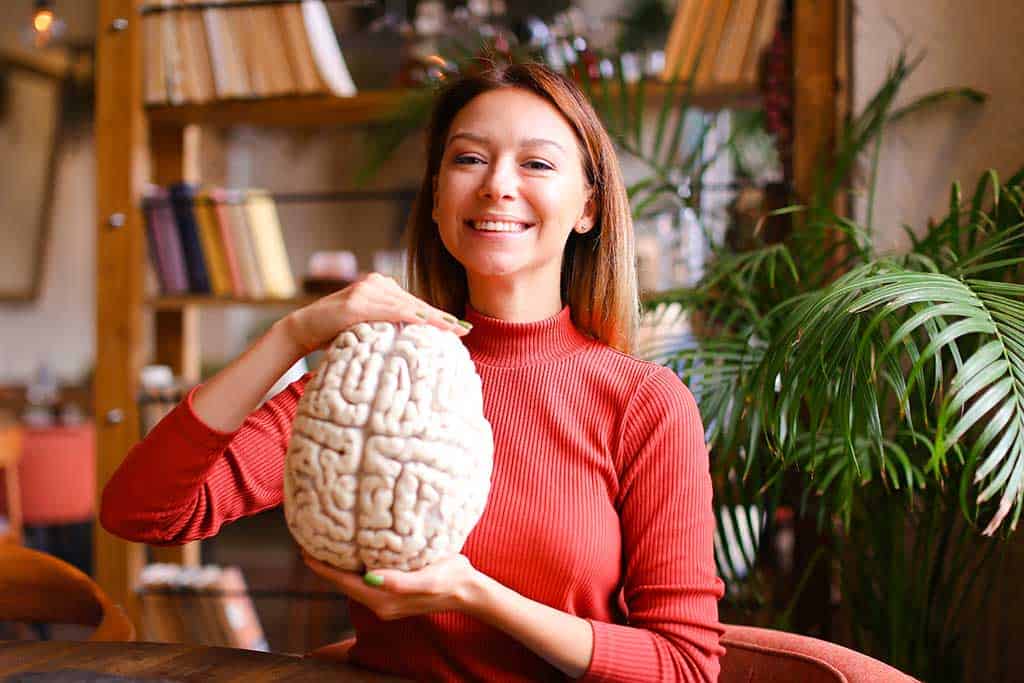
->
[284,321,494,572]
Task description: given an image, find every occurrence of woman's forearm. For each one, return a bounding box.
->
[191,317,306,432]
[462,570,593,679]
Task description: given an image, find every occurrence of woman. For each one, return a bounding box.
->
[102,61,725,681]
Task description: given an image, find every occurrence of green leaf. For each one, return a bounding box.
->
[888,88,987,123]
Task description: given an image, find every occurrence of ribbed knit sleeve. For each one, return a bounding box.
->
[99,375,308,545]
[581,366,725,683]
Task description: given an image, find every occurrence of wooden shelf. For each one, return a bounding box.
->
[149,295,319,310]
[146,90,412,128]
[144,82,760,129]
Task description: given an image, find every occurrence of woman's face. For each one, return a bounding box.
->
[432,87,595,293]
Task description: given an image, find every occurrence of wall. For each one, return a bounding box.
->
[0,0,96,385]
[852,4,1024,679]
[852,0,1024,249]
[0,133,94,384]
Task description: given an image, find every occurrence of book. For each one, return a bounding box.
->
[138,563,267,650]
[243,189,297,298]
[278,2,325,94]
[694,0,736,87]
[209,566,268,651]
[236,5,272,97]
[254,3,296,95]
[142,1,168,104]
[203,0,252,98]
[301,0,357,96]
[222,189,266,298]
[741,0,784,86]
[138,564,188,643]
[157,0,185,104]
[663,0,713,82]
[208,187,246,296]
[193,188,234,296]
[168,182,211,293]
[143,185,189,294]
[176,0,216,102]
[712,0,763,85]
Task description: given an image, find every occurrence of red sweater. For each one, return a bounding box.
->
[102,305,725,682]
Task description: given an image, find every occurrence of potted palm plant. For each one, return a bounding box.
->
[606,54,1019,682]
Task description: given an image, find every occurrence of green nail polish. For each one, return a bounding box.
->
[364,572,384,587]
[457,319,473,330]
[415,311,428,319]
[442,314,458,324]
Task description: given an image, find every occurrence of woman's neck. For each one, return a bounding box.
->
[465,276,562,323]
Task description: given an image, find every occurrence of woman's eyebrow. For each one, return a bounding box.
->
[447,132,566,154]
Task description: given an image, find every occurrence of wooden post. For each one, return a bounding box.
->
[148,124,202,567]
[94,0,146,621]
[791,0,841,639]
[793,0,839,204]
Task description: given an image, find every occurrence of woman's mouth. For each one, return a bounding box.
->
[465,219,535,233]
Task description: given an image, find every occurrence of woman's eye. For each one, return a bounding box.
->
[454,155,483,165]
[524,160,554,171]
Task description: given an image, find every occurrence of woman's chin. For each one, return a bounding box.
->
[463,260,530,281]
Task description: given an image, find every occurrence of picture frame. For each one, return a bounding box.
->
[0,48,65,302]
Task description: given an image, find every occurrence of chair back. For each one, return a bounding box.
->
[720,624,920,683]
[0,544,135,641]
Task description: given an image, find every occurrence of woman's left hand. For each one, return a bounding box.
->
[302,551,480,621]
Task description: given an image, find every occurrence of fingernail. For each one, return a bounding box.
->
[364,572,384,587]
[442,314,458,324]
[457,319,473,330]
[415,311,428,320]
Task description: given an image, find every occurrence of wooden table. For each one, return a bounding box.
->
[0,641,409,682]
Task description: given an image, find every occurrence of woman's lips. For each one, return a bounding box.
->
[465,219,535,233]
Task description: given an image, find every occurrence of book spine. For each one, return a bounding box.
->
[169,182,211,293]
[244,190,296,298]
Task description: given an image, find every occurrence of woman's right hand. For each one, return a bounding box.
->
[283,272,472,355]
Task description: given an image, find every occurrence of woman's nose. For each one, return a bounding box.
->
[478,160,517,201]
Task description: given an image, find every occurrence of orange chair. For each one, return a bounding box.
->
[310,627,921,681]
[0,544,135,641]
[721,623,921,682]
[0,422,22,545]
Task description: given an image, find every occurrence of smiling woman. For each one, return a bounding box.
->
[101,61,723,683]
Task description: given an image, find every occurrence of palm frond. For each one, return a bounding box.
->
[760,261,1024,534]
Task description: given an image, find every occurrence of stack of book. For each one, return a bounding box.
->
[662,0,784,88]
[138,563,268,650]
[143,0,357,105]
[143,183,297,298]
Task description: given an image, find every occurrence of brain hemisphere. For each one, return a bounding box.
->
[284,322,493,572]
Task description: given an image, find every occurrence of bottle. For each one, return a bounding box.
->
[23,363,59,427]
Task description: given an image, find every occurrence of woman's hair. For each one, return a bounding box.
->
[404,60,640,354]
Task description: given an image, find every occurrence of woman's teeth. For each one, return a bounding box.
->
[469,220,530,233]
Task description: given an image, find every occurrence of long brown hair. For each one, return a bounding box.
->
[405,61,640,354]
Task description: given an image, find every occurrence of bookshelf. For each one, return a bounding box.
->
[94,0,846,630]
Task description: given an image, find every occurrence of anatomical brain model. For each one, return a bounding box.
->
[284,321,494,572]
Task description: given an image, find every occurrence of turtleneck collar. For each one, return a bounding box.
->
[460,304,593,367]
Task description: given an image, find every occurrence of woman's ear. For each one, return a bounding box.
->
[576,194,597,233]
